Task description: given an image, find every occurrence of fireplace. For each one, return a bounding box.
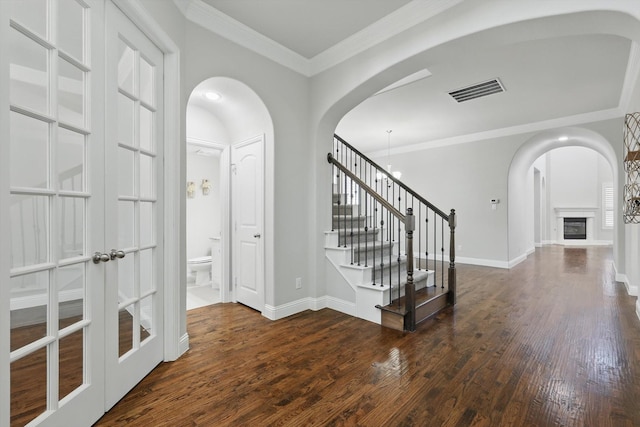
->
[564,217,587,240]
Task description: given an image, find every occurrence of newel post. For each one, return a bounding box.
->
[448,209,457,305]
[405,208,416,332]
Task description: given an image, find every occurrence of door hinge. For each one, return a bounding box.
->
[231,163,237,175]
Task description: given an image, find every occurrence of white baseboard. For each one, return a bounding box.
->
[455,255,509,269]
[508,253,528,268]
[263,296,356,321]
[613,263,638,297]
[179,333,189,356]
[526,246,536,255]
[637,300,640,323]
[326,296,356,316]
[549,240,613,246]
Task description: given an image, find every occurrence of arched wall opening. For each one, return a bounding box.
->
[185,76,275,313]
[507,127,622,270]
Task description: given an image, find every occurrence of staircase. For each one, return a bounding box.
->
[326,135,456,331]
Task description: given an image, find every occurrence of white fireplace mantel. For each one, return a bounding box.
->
[554,207,598,244]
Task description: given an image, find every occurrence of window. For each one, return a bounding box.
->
[603,184,614,228]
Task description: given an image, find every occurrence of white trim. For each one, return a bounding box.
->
[367,107,623,158]
[263,298,310,320]
[112,0,184,362]
[179,333,190,356]
[508,253,528,269]
[0,2,11,422]
[174,0,310,75]
[263,296,355,321]
[617,272,639,297]
[10,289,83,310]
[326,296,357,317]
[173,0,462,77]
[619,41,640,113]
[186,137,227,151]
[636,300,640,323]
[310,0,462,75]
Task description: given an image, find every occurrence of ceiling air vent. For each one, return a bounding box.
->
[449,78,505,103]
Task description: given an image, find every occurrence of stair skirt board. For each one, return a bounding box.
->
[263,296,356,321]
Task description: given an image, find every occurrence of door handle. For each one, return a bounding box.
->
[110,249,126,260]
[93,252,110,264]
[254,233,261,238]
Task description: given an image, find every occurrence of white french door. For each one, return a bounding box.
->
[232,136,265,312]
[104,1,164,409]
[1,0,164,425]
[3,0,106,425]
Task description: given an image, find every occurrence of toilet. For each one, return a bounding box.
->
[187,256,212,286]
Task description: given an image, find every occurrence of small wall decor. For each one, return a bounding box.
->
[187,181,196,198]
[201,179,211,195]
[623,112,640,223]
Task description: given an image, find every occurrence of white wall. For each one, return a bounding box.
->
[186,152,220,261]
[369,135,517,267]
[546,146,613,243]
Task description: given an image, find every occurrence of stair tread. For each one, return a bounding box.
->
[378,286,448,315]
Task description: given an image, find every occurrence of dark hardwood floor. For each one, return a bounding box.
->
[94,246,640,426]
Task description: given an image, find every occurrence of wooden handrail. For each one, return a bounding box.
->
[334,134,449,220]
[328,153,405,221]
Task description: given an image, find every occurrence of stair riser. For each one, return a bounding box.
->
[338,231,379,246]
[351,247,394,264]
[332,217,367,229]
[332,205,356,215]
[373,260,406,282]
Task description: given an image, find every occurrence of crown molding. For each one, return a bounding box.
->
[174,0,311,75]
[174,0,462,77]
[619,41,640,113]
[309,0,463,75]
[366,107,624,158]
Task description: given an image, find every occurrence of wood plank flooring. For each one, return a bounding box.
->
[95,246,640,426]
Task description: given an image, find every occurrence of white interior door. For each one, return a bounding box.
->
[4,0,106,425]
[104,1,164,410]
[232,136,265,312]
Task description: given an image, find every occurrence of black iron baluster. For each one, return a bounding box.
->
[441,216,445,289]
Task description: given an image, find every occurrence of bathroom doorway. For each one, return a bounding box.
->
[186,139,224,309]
[185,77,273,316]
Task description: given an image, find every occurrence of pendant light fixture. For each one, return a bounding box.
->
[386,130,402,179]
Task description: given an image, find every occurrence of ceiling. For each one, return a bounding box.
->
[202,0,412,59]
[182,1,635,154]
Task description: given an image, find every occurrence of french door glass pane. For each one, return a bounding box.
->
[117,146,135,196]
[139,154,153,198]
[58,329,84,401]
[118,201,135,249]
[10,195,49,268]
[140,295,153,342]
[10,112,49,189]
[9,0,48,38]
[58,57,85,127]
[117,94,135,147]
[9,27,49,115]
[139,249,153,295]
[59,197,85,259]
[58,126,85,192]
[10,271,49,352]
[57,0,85,61]
[140,202,153,246]
[139,57,153,106]
[117,254,135,303]
[117,40,135,94]
[139,105,152,151]
[118,307,134,357]
[58,263,85,330]
[10,346,47,426]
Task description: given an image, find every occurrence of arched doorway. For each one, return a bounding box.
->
[507,127,622,270]
[185,77,274,313]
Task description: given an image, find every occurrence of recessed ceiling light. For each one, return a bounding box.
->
[558,136,569,141]
[204,91,222,101]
